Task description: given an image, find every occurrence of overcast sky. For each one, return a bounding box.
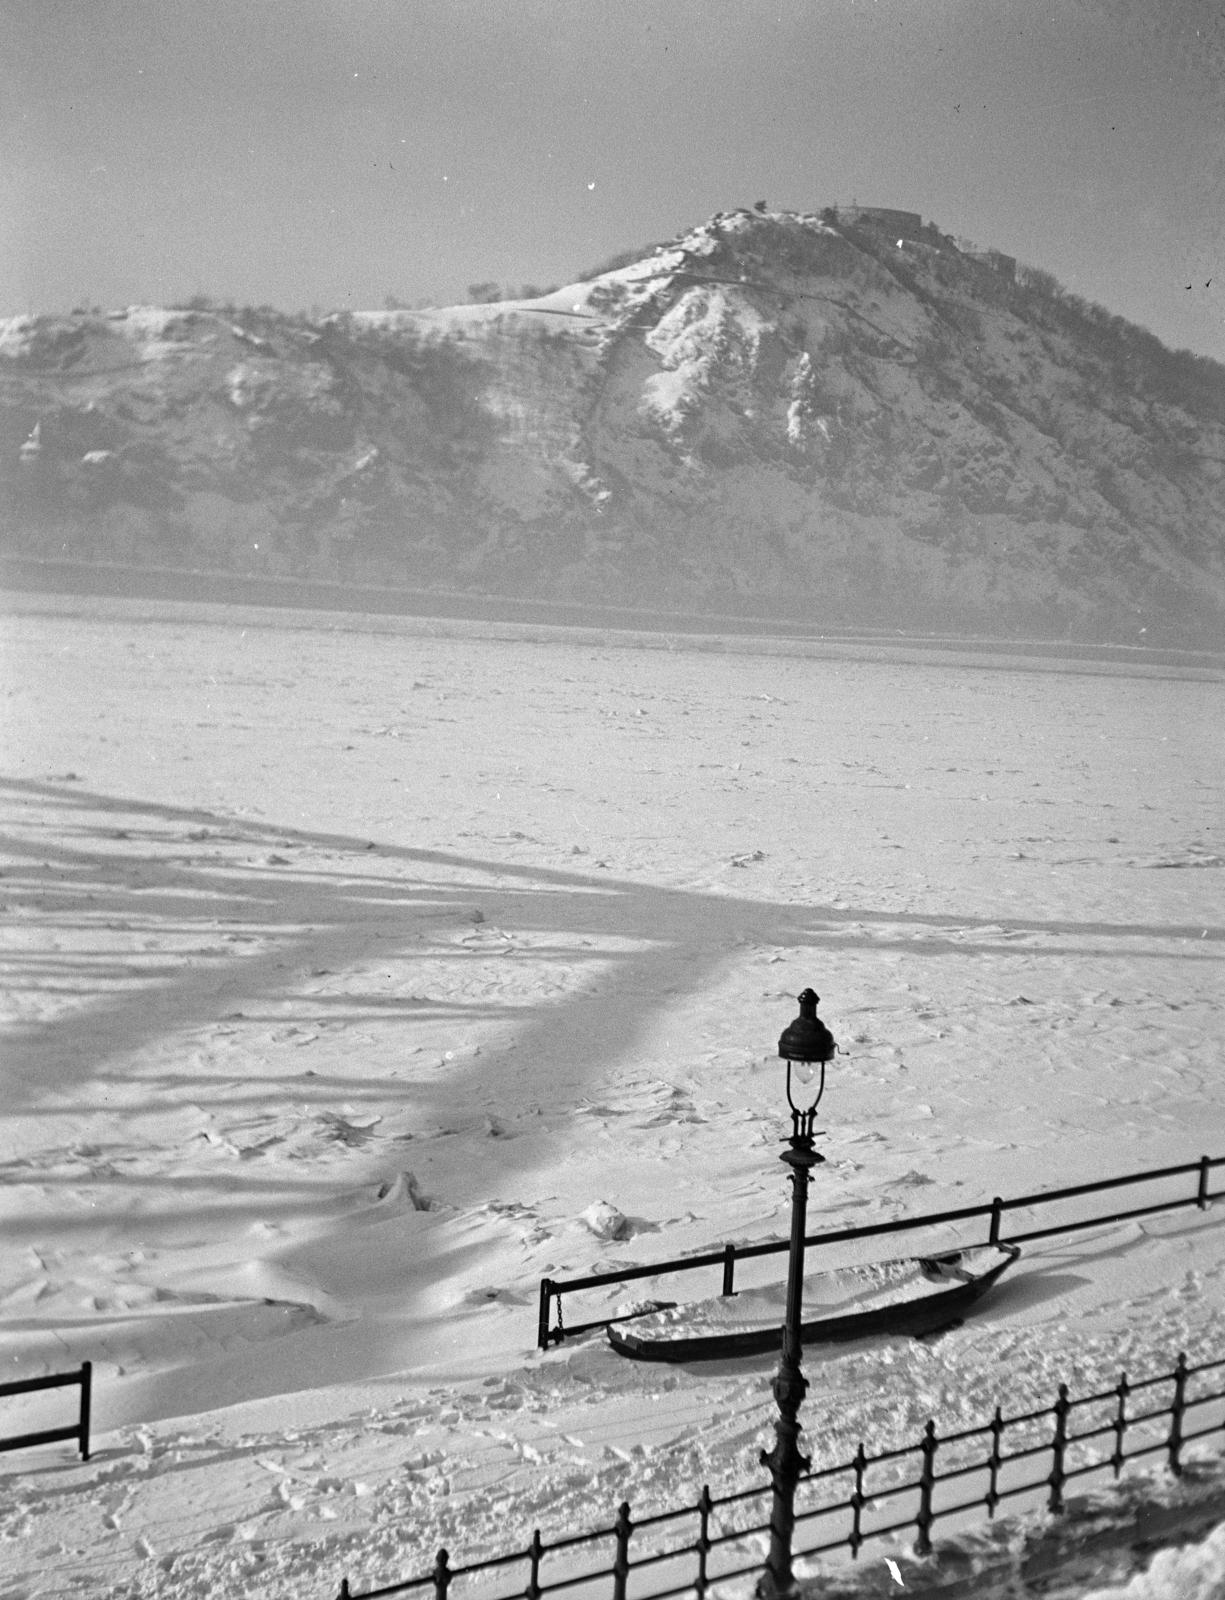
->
[4,0,1224,360]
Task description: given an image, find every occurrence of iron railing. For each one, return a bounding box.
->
[0,1362,92,1460]
[334,1351,1225,1600]
[538,1154,1224,1347]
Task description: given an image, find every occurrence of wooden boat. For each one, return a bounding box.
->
[607,1242,1020,1362]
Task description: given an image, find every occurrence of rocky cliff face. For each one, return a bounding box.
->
[4,207,1224,643]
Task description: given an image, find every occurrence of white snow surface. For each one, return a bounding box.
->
[1,594,1223,1599]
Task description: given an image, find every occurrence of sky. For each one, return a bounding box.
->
[4,0,1225,362]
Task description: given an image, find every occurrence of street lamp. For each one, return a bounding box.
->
[758,988,837,1599]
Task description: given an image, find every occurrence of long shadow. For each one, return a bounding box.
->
[3,774,1221,1192]
[8,774,1221,941]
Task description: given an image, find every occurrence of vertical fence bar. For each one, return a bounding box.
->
[848,1443,867,1558]
[988,1196,1003,1246]
[985,1406,1004,1517]
[914,1421,938,1556]
[1198,1156,1211,1210]
[721,1244,736,1297]
[432,1548,451,1600]
[611,1502,633,1600]
[1111,1374,1130,1476]
[1168,1352,1189,1477]
[525,1530,544,1600]
[694,1485,712,1598]
[78,1360,92,1462]
[537,1279,554,1350]
[1048,1386,1071,1514]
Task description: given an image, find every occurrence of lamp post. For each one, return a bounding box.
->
[757,988,837,1599]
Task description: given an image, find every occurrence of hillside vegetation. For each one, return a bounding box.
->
[3,207,1224,643]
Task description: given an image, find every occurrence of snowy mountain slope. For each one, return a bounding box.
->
[3,207,1225,642]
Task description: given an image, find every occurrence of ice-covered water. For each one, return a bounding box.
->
[1,594,1222,1597]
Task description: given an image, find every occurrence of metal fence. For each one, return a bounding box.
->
[334,1351,1225,1600]
[538,1154,1224,1347]
[0,1361,92,1460]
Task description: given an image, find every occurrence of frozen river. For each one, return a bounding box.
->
[1,593,1222,1597]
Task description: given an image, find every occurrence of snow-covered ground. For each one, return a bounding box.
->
[1,594,1222,1599]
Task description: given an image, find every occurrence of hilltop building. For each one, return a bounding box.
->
[834,205,924,238]
[965,247,1018,281]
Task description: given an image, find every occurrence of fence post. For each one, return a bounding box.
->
[1168,1352,1189,1477]
[525,1529,543,1600]
[721,1243,736,1297]
[336,1582,351,1600]
[78,1360,92,1462]
[988,1196,1003,1246]
[985,1406,1004,1517]
[612,1501,633,1600]
[914,1421,938,1556]
[1048,1385,1071,1514]
[537,1279,554,1350]
[1198,1156,1211,1211]
[694,1485,713,1598]
[432,1548,451,1600]
[848,1442,867,1558]
[1111,1374,1130,1476]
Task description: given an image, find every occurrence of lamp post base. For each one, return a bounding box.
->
[757,1372,811,1597]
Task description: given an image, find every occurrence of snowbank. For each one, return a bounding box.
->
[811,1459,1225,1597]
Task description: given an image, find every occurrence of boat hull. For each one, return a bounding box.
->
[607,1243,1020,1362]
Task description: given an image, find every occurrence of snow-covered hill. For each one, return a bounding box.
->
[4,206,1225,643]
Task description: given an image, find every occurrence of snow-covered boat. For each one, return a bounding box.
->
[606,1242,1020,1362]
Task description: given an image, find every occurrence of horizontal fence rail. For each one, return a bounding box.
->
[538,1154,1224,1348]
[334,1352,1225,1600]
[0,1362,92,1460]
